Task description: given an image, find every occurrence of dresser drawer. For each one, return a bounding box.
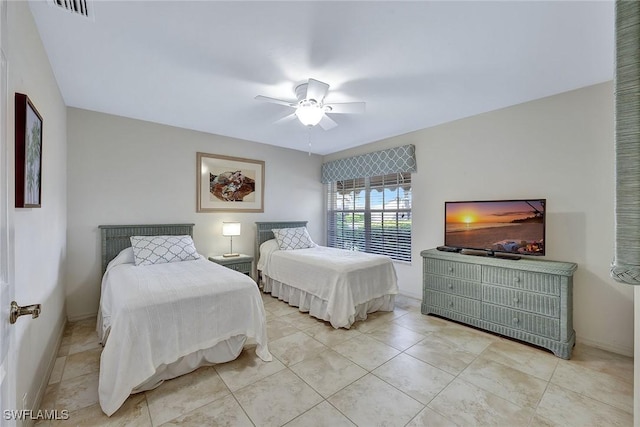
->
[424,274,481,299]
[423,258,481,281]
[226,261,252,273]
[483,304,559,340]
[482,266,560,295]
[483,285,560,317]
[424,290,481,318]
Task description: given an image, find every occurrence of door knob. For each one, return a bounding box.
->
[9,301,42,324]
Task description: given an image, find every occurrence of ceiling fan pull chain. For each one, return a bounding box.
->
[308,128,312,156]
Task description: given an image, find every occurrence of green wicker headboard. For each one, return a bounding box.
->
[254,221,308,264]
[98,223,195,274]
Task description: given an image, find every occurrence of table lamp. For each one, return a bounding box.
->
[222,222,241,257]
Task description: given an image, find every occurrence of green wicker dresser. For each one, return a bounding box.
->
[421,249,577,359]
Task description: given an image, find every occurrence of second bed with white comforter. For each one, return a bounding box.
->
[258,238,398,328]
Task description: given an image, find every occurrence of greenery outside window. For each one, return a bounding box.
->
[326,172,411,262]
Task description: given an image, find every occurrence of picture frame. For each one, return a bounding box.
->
[197,152,265,212]
[15,93,43,208]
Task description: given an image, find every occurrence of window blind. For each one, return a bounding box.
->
[327,173,411,262]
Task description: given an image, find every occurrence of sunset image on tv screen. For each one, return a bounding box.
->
[445,200,545,255]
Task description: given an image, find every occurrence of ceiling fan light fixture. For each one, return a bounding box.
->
[256,78,364,131]
[295,100,324,126]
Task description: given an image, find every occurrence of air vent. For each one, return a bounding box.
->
[49,0,94,20]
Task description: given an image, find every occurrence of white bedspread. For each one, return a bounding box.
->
[259,243,398,328]
[97,252,270,416]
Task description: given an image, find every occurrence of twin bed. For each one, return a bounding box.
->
[96,221,398,416]
[255,221,398,329]
[96,224,270,416]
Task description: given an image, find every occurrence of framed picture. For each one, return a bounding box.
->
[197,152,265,212]
[15,93,43,208]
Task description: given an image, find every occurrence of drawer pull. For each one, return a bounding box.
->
[514,277,521,283]
[448,267,454,273]
[448,284,453,289]
[513,297,520,303]
[449,301,454,307]
[512,317,519,324]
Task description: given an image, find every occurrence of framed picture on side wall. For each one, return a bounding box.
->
[197,152,265,212]
[15,93,43,208]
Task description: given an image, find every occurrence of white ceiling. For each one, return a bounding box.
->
[28,1,614,155]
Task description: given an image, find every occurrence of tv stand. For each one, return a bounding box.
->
[421,248,577,359]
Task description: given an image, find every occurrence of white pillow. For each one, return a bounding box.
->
[271,227,316,250]
[260,239,280,256]
[257,239,279,271]
[130,235,199,266]
[106,247,135,271]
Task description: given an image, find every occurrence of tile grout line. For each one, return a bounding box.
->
[57,301,634,426]
[271,300,426,426]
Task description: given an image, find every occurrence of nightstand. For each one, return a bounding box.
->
[208,254,254,279]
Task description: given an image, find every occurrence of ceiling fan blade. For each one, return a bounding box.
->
[255,95,296,107]
[273,113,297,125]
[306,78,330,102]
[325,102,366,114]
[318,114,338,131]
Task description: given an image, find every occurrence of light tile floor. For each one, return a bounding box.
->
[37,294,633,426]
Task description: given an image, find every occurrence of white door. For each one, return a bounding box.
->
[0,0,16,424]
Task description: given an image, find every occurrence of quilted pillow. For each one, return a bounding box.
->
[272,227,316,250]
[130,235,199,266]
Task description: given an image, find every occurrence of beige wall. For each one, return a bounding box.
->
[66,108,324,319]
[324,82,633,356]
[8,1,68,417]
[68,83,632,355]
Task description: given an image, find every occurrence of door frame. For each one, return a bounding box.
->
[0,0,16,424]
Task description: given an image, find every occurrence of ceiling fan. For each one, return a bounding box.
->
[255,78,366,130]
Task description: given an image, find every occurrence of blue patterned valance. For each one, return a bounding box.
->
[321,144,416,183]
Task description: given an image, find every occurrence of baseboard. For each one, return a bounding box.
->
[576,336,633,358]
[398,290,422,301]
[29,315,66,426]
[67,312,98,322]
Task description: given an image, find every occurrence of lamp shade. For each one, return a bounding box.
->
[222,222,241,236]
[296,101,324,126]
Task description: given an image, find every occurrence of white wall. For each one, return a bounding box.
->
[324,82,634,356]
[65,79,632,355]
[66,108,323,319]
[8,1,67,417]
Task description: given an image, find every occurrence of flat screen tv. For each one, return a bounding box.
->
[444,199,546,256]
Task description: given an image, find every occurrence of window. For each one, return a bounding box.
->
[327,172,411,262]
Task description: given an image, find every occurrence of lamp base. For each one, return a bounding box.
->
[223,253,240,258]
